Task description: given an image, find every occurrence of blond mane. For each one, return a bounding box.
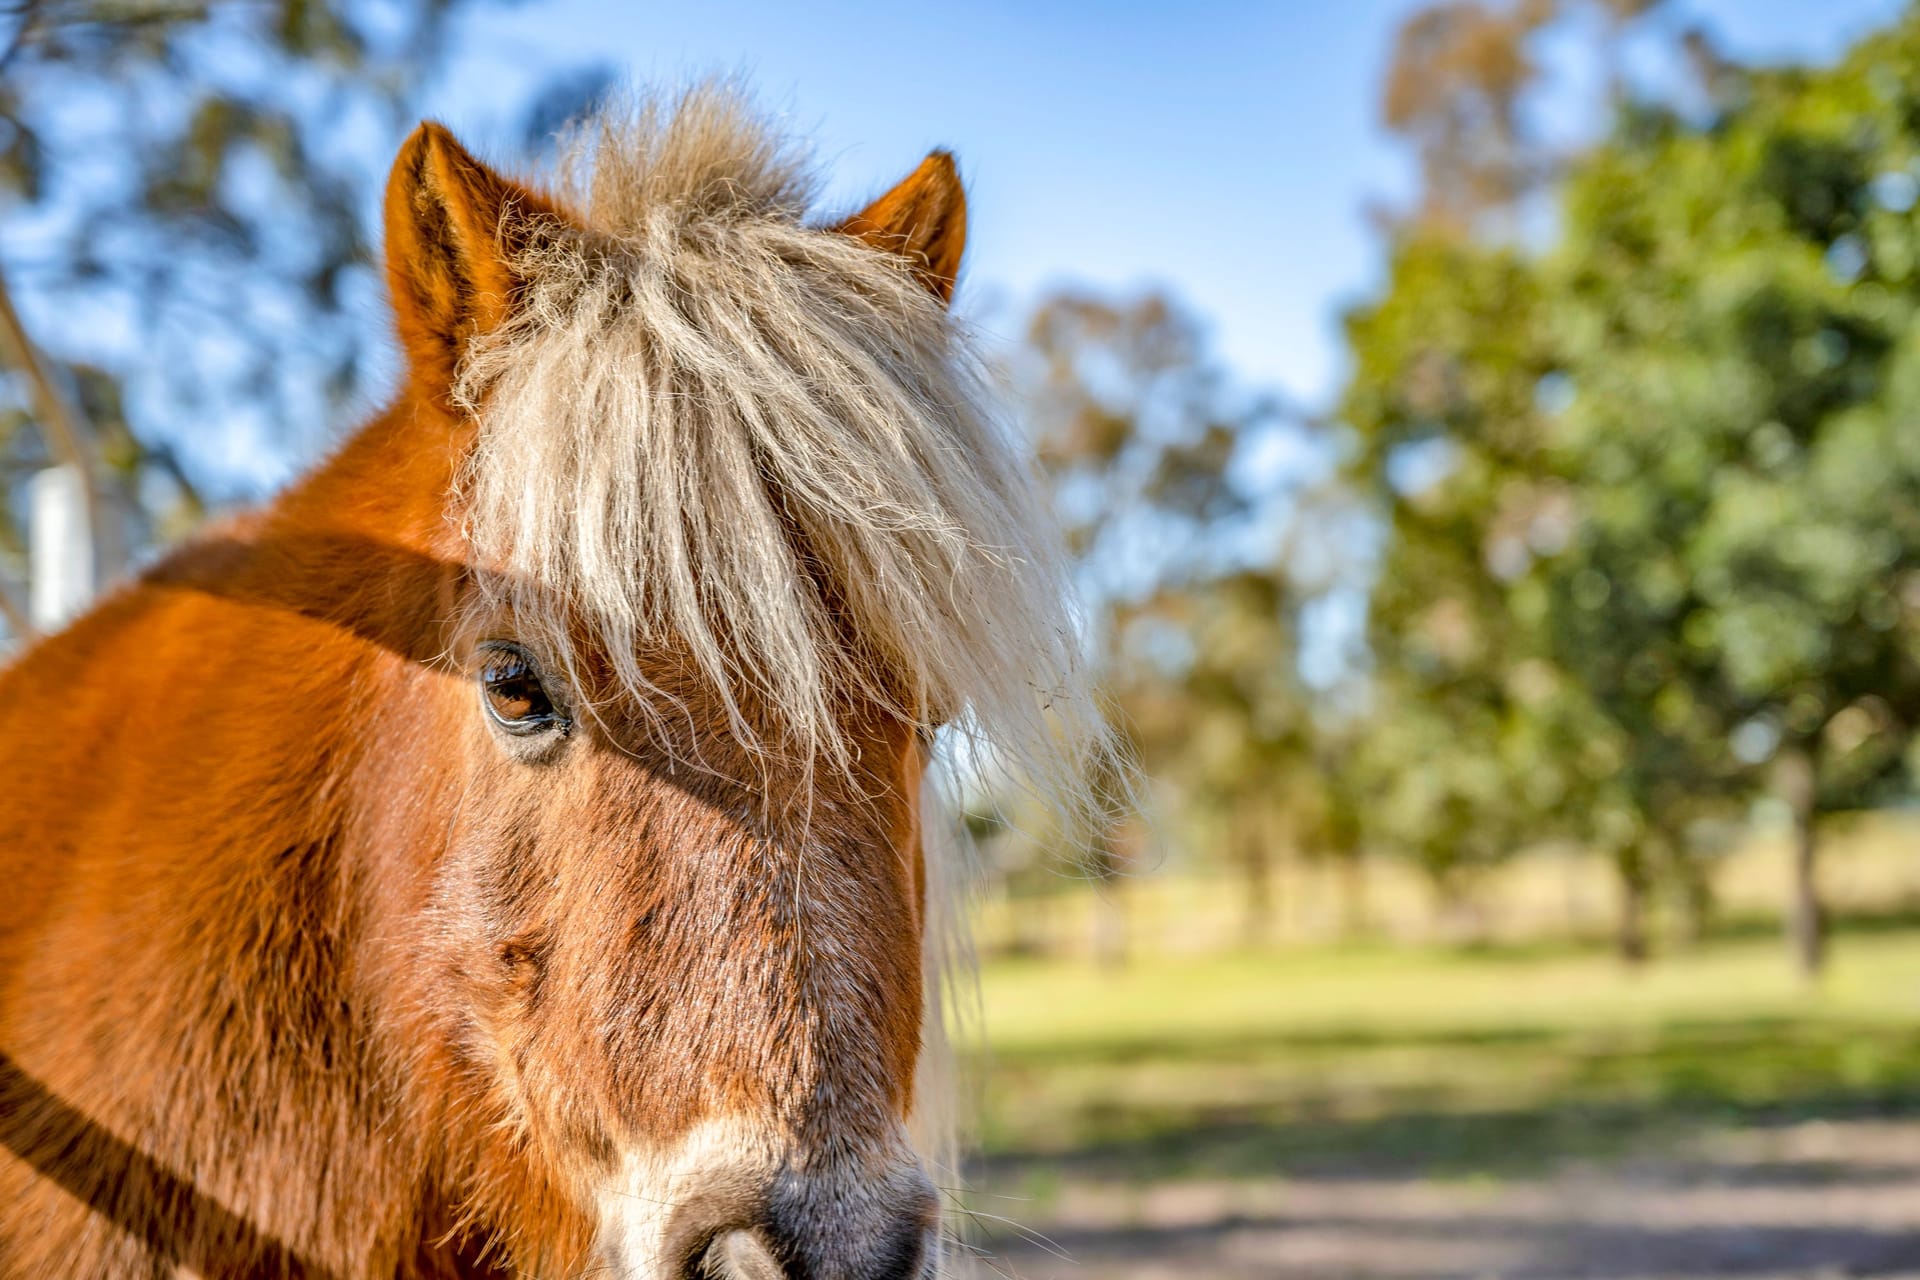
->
[454,84,1109,828]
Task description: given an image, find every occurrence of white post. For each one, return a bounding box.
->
[29,463,95,631]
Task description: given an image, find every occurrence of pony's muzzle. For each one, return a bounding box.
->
[664,1163,940,1280]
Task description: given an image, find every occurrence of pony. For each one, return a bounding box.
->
[0,85,1105,1279]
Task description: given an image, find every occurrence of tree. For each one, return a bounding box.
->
[1381,0,1560,235]
[1337,231,1666,950]
[1349,2,1920,976]
[0,0,593,639]
[1347,0,1758,959]
[1542,23,1920,976]
[1114,568,1316,944]
[1017,290,1316,949]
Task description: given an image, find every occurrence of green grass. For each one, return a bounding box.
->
[970,928,1920,1189]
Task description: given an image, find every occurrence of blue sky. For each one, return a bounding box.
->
[417,0,1913,413]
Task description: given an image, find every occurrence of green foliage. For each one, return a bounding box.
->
[1547,25,1920,812]
[1336,5,1920,969]
[1339,231,1621,884]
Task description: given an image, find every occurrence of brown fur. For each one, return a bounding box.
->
[0,95,1012,1278]
[834,152,968,304]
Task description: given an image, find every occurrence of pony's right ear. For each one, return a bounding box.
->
[384,122,559,393]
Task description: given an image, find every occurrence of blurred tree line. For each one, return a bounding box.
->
[1016,0,1920,979]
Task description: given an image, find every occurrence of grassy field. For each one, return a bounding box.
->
[960,924,1920,1278]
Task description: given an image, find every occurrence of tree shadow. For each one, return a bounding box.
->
[980,1016,1920,1181]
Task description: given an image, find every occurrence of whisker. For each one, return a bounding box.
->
[947,1204,1076,1265]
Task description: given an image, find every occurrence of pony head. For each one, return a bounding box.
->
[377,87,1104,1277]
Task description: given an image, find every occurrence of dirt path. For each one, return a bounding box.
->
[967,1118,1920,1279]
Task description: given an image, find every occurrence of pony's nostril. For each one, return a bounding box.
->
[664,1163,937,1280]
[660,1177,766,1280]
[698,1229,784,1280]
[761,1189,935,1280]
[682,1220,936,1280]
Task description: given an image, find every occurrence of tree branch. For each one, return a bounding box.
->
[0,569,33,646]
[0,260,93,475]
[0,257,115,588]
[0,0,46,78]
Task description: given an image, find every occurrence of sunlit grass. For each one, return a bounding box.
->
[982,930,1920,1052]
[971,927,1920,1186]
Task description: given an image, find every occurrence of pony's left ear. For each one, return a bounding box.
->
[834,151,967,306]
[384,122,560,392]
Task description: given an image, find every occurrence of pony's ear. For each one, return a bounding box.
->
[834,151,967,306]
[384,122,559,391]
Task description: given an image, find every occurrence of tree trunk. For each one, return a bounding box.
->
[1614,845,1650,967]
[1337,852,1371,939]
[0,263,118,593]
[1777,746,1825,980]
[1091,882,1128,971]
[1673,852,1714,949]
[1237,815,1274,947]
[1562,845,1587,936]
[1431,866,1484,945]
[1007,885,1047,958]
[1088,830,1129,972]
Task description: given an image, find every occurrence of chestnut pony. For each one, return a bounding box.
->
[0,87,1102,1279]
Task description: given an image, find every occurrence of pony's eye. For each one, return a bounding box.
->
[478,644,566,736]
